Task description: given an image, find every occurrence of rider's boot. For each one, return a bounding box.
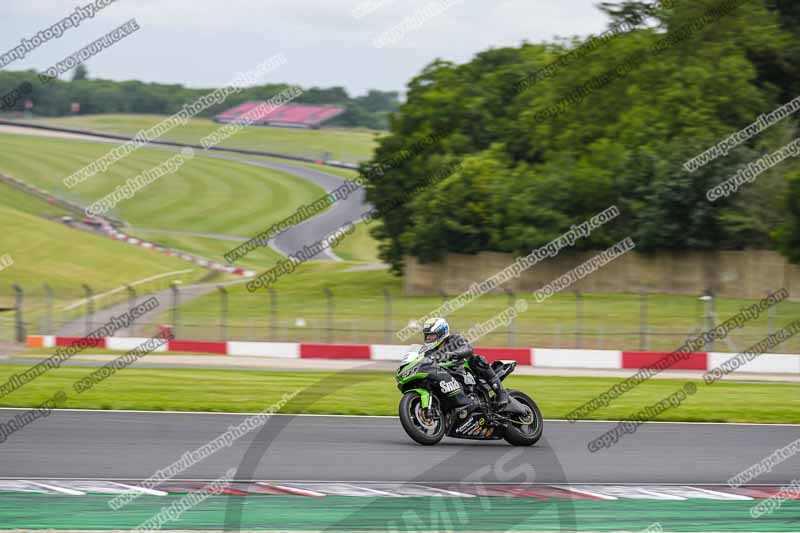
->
[488,377,509,407]
[451,390,476,418]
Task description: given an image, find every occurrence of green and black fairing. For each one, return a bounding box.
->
[395,350,432,408]
[396,348,474,412]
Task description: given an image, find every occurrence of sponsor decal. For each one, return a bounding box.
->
[439,379,461,394]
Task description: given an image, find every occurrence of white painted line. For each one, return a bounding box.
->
[551,485,618,500]
[262,483,325,497]
[638,489,686,501]
[25,481,85,495]
[415,486,476,498]
[563,485,682,500]
[109,482,168,496]
[0,477,793,488]
[61,269,194,311]
[0,407,797,427]
[684,486,753,500]
[341,484,405,498]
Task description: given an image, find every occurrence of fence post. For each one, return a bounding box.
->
[43,283,53,335]
[639,291,648,351]
[218,285,228,341]
[702,290,715,351]
[170,281,181,338]
[12,284,25,343]
[323,287,333,344]
[767,290,776,337]
[575,290,583,349]
[126,285,136,335]
[82,284,94,337]
[505,288,515,347]
[382,288,392,343]
[438,289,448,309]
[268,287,277,341]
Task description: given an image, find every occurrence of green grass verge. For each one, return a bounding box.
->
[0,364,796,423]
[123,229,284,272]
[331,221,382,263]
[27,113,381,163]
[0,205,206,315]
[0,181,72,219]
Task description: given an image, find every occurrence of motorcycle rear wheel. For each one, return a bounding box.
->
[503,390,543,446]
[399,391,445,445]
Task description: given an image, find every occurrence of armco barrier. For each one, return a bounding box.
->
[22,335,800,375]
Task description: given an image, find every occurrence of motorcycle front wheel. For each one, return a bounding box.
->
[399,391,445,445]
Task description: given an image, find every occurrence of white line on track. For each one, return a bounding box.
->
[24,481,85,495]
[0,477,790,486]
[0,407,797,426]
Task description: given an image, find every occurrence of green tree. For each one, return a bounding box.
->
[72,64,88,81]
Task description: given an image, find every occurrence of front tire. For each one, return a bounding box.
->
[503,390,543,446]
[399,391,445,445]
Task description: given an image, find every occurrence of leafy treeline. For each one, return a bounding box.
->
[0,68,400,130]
[364,0,800,273]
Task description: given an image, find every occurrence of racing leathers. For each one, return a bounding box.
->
[427,333,509,407]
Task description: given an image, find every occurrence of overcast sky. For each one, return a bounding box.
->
[1,0,610,96]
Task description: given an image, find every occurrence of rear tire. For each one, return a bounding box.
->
[399,391,445,445]
[503,390,543,446]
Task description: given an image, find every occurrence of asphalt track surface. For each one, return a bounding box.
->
[0,409,797,484]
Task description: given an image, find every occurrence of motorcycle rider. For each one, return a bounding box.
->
[422,317,509,407]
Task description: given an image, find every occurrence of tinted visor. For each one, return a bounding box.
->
[424,332,439,343]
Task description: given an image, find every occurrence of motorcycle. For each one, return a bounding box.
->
[395,345,543,446]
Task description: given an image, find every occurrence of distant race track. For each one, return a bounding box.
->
[0,121,373,261]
